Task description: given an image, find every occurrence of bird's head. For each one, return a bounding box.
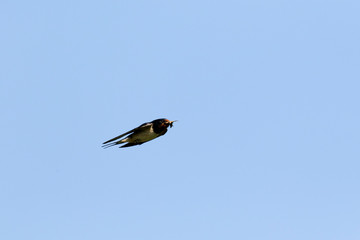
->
[163,119,177,128]
[151,118,177,134]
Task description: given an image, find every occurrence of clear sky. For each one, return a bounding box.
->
[1,0,360,239]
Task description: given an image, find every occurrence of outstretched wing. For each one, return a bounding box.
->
[102,122,152,144]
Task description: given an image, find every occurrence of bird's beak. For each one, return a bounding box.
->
[169,120,177,128]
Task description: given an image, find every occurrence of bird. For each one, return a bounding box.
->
[102,118,177,148]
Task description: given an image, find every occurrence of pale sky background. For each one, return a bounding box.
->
[1,0,360,239]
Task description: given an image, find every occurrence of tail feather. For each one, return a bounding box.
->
[102,138,127,148]
[102,142,119,148]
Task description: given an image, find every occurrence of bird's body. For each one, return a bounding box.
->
[102,118,176,148]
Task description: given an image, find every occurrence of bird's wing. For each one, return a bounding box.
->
[102,122,152,144]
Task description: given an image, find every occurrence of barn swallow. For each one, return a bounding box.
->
[102,118,177,148]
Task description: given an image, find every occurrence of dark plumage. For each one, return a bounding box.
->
[102,118,176,148]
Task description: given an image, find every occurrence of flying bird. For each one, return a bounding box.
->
[102,118,177,148]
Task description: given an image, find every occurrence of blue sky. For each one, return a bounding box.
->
[1,0,360,239]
